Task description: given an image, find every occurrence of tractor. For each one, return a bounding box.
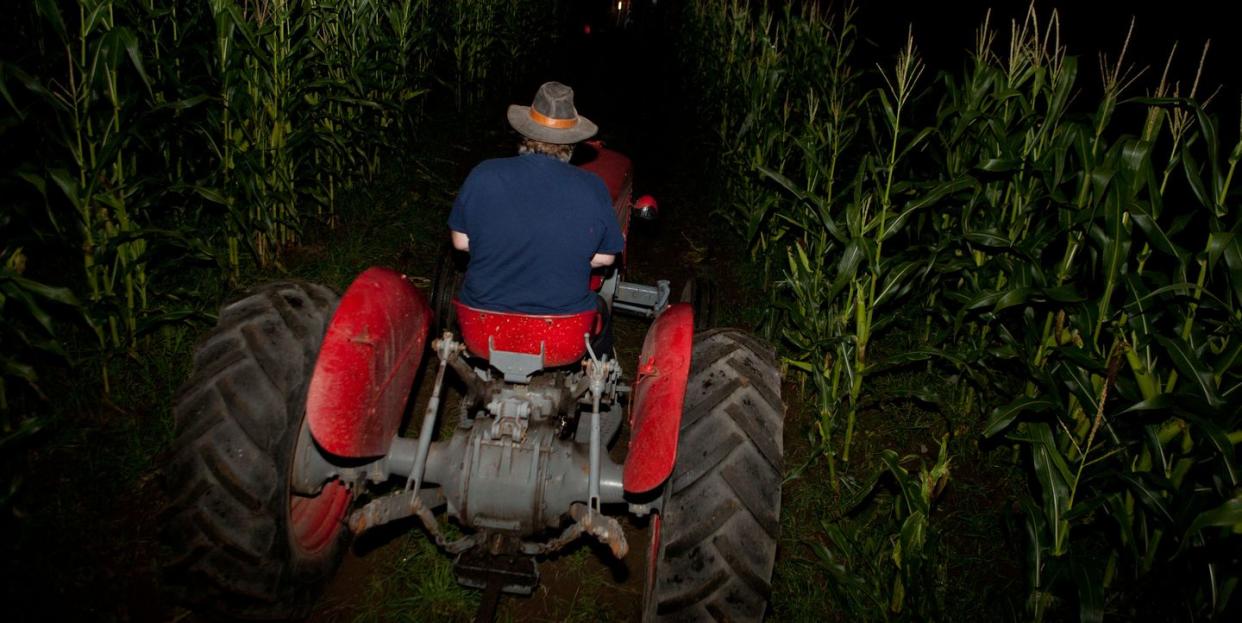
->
[162,141,785,621]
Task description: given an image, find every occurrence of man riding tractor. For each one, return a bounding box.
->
[449,81,622,352]
[162,82,786,622]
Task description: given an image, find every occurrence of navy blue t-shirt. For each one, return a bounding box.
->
[448,153,625,314]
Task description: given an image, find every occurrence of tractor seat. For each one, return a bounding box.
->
[453,300,598,372]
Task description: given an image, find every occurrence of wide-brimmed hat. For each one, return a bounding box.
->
[507,81,598,144]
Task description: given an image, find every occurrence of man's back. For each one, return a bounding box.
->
[448,153,623,314]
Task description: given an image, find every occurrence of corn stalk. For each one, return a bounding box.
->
[26,0,152,359]
[682,0,1242,617]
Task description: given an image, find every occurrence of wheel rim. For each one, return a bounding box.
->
[289,480,351,555]
[644,513,662,608]
[288,410,352,555]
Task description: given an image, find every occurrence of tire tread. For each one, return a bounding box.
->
[161,281,344,620]
[646,329,785,622]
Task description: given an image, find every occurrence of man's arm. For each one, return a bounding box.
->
[586,178,624,269]
[449,164,484,253]
[451,230,470,252]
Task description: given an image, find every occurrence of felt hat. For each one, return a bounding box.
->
[507,81,598,144]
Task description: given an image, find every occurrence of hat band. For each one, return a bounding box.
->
[530,108,578,129]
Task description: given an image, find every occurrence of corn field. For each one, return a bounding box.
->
[0,0,565,506]
[682,1,1240,618]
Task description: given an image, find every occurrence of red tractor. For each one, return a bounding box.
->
[163,142,784,621]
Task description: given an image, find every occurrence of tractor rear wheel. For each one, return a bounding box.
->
[162,281,350,620]
[431,246,467,332]
[642,329,784,622]
[680,277,719,329]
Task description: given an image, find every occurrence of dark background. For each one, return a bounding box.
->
[551,1,1240,149]
[857,0,1238,102]
[548,1,1240,186]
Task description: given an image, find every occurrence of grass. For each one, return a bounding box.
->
[527,545,626,623]
[332,534,481,623]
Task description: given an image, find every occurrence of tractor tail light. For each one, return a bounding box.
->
[634,195,658,221]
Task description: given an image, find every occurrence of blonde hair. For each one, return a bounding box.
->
[519,138,574,162]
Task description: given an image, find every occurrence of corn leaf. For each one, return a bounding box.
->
[32,0,66,42]
[1070,557,1105,623]
[113,27,153,95]
[1183,415,1239,487]
[1184,493,1242,539]
[985,396,1055,437]
[4,275,80,308]
[1,357,38,385]
[1129,200,1182,261]
[1116,471,1175,525]
[1032,443,1071,548]
[1156,335,1223,407]
[1120,393,1176,414]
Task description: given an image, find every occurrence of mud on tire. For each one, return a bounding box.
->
[161,281,349,620]
[643,329,785,622]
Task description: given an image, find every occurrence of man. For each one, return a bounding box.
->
[448,82,624,321]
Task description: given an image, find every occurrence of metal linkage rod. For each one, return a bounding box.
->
[406,333,462,495]
[584,335,607,513]
[589,390,603,511]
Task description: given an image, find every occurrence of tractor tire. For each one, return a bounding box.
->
[431,246,467,332]
[643,329,784,622]
[162,281,351,620]
[680,277,719,329]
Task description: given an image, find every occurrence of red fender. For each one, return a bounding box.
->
[307,267,431,458]
[623,303,695,494]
